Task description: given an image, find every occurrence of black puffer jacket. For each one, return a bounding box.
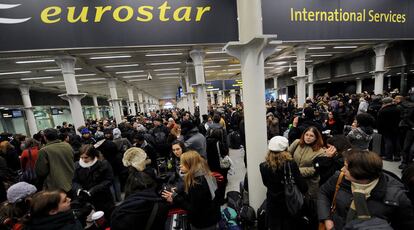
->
[317,172,414,230]
[72,160,114,219]
[25,210,83,230]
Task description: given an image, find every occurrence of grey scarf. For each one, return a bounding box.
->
[194,170,217,200]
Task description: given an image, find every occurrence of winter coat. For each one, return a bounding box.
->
[288,139,324,199]
[377,104,401,135]
[260,160,308,230]
[317,172,414,230]
[346,126,373,150]
[313,154,344,186]
[35,140,74,192]
[357,100,369,114]
[96,140,124,176]
[184,128,207,158]
[124,167,157,199]
[72,159,114,219]
[25,211,83,230]
[173,175,221,229]
[20,147,39,171]
[267,118,280,140]
[113,137,132,154]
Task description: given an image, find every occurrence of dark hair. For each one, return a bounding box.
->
[171,140,187,152]
[299,126,324,151]
[133,132,145,141]
[212,114,221,123]
[343,149,383,181]
[355,113,375,128]
[79,144,99,159]
[326,135,352,156]
[30,190,64,218]
[42,129,58,142]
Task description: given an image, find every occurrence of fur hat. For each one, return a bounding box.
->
[112,128,122,139]
[122,147,151,171]
[268,136,289,152]
[7,182,37,203]
[382,97,393,104]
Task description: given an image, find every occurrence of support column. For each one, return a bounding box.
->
[210,91,215,105]
[356,79,362,94]
[144,94,150,113]
[107,80,122,123]
[127,87,137,116]
[55,56,86,132]
[181,95,188,111]
[137,93,145,114]
[239,88,243,103]
[19,85,38,137]
[292,47,308,108]
[273,77,279,100]
[230,89,237,106]
[190,49,208,118]
[400,67,408,95]
[92,95,101,120]
[307,66,314,99]
[373,44,388,95]
[217,91,224,106]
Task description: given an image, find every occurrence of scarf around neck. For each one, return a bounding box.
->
[79,157,98,168]
[346,178,379,222]
[194,170,217,200]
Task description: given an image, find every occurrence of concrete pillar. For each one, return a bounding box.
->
[373,44,388,95]
[55,56,86,132]
[400,67,408,95]
[181,95,188,111]
[292,47,308,108]
[127,87,137,116]
[18,85,38,137]
[240,88,243,102]
[144,94,150,113]
[190,49,208,119]
[92,95,101,120]
[224,0,279,210]
[210,91,215,105]
[273,77,279,100]
[107,80,122,123]
[230,89,237,106]
[217,91,224,106]
[307,66,314,99]
[137,93,145,114]
[356,79,362,94]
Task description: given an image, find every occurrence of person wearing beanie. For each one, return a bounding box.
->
[80,128,96,145]
[260,136,307,230]
[122,147,156,198]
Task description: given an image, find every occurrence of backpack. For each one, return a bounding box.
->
[229,131,241,149]
[19,148,37,185]
[226,191,243,213]
[239,204,256,229]
[219,207,241,230]
[154,131,167,146]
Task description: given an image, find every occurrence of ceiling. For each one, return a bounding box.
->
[0,40,389,100]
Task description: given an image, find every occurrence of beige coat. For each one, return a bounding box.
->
[288,139,325,199]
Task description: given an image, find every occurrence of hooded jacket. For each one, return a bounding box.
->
[346,126,373,150]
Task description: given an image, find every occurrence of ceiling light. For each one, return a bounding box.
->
[145,53,183,57]
[148,62,181,65]
[16,59,54,64]
[308,46,326,50]
[293,60,313,63]
[79,78,106,82]
[156,73,179,76]
[310,54,333,57]
[205,70,216,73]
[206,51,226,54]
[42,81,65,84]
[21,76,54,81]
[204,59,228,63]
[288,63,292,72]
[122,75,147,79]
[333,46,358,49]
[204,65,221,69]
[228,69,240,71]
[154,68,180,72]
[276,55,296,60]
[229,64,241,67]
[267,61,287,65]
[328,81,332,83]
[104,64,139,68]
[128,79,147,82]
[115,70,144,74]
[0,71,31,75]
[397,72,402,75]
[387,75,392,77]
[265,67,274,69]
[159,76,180,80]
[90,55,131,60]
[218,72,234,76]
[75,73,96,77]
[45,68,82,72]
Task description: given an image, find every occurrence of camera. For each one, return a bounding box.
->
[147,73,152,80]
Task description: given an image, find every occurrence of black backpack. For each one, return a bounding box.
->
[229,131,241,149]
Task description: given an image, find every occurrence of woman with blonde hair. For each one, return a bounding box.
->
[260,136,307,230]
[162,151,220,230]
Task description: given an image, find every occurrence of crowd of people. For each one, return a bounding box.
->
[0,89,412,230]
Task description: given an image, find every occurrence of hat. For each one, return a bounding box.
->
[180,120,194,135]
[266,112,274,117]
[168,118,174,122]
[80,128,90,134]
[112,128,121,139]
[268,136,289,152]
[7,182,37,203]
[382,97,393,104]
[122,147,150,171]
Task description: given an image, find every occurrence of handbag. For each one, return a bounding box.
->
[19,148,37,184]
[318,172,344,230]
[283,161,304,216]
[216,141,232,169]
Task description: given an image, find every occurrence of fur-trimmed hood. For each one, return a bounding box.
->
[122,147,151,171]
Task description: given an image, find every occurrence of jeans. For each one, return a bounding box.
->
[382,133,399,159]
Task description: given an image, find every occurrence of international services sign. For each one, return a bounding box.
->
[0,0,238,52]
[262,0,414,41]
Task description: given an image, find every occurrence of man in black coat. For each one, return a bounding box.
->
[377,97,401,161]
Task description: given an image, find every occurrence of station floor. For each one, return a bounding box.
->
[225,148,403,194]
